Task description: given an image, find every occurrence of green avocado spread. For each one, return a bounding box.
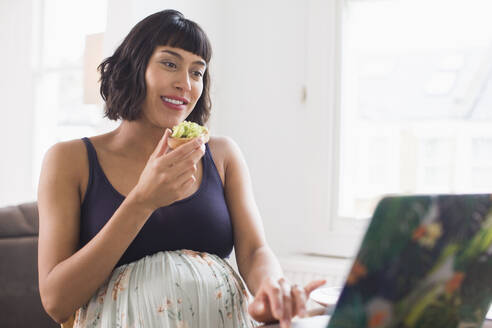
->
[171,121,208,138]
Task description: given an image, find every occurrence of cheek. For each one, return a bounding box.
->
[192,83,204,102]
[145,75,159,94]
[145,66,166,94]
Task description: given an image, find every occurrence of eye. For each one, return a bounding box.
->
[161,61,177,69]
[192,70,204,78]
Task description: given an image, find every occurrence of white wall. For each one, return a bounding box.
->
[0,0,36,207]
[215,1,312,256]
[215,1,339,256]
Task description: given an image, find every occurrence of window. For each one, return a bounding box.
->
[339,0,492,223]
[304,0,492,258]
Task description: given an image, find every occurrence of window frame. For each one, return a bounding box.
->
[301,0,367,259]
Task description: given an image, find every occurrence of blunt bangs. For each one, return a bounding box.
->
[154,18,212,63]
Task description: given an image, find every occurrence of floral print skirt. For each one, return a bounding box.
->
[73,250,258,328]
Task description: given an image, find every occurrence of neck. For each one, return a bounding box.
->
[111,120,170,160]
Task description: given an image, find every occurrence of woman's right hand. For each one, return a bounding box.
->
[129,128,206,211]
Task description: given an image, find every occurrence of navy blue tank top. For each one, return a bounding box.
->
[79,137,234,268]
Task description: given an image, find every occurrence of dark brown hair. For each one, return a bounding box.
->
[98,9,212,125]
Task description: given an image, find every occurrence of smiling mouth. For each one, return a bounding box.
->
[161,96,188,105]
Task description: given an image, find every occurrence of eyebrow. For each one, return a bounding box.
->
[159,49,207,67]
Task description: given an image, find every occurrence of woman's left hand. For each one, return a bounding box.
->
[247,277,326,328]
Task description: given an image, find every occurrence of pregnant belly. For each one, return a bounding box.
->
[74,250,254,328]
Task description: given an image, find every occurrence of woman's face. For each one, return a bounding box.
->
[141,45,207,129]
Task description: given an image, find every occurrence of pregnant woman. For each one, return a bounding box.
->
[37,9,324,328]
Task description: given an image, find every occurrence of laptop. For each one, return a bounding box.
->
[325,194,492,328]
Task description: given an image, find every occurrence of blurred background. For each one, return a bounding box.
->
[2,0,492,286]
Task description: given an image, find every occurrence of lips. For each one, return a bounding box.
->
[160,95,189,111]
[161,96,189,105]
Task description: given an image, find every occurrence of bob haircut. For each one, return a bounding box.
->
[98,9,212,125]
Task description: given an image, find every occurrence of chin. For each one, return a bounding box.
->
[151,114,182,130]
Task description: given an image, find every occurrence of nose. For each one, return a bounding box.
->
[173,70,192,92]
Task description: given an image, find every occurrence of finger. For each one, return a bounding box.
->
[175,161,197,179]
[163,145,204,180]
[278,278,292,327]
[248,294,280,324]
[264,278,284,320]
[153,128,172,158]
[170,143,205,171]
[174,157,200,183]
[291,284,307,318]
[248,294,268,318]
[164,137,204,165]
[177,172,196,190]
[304,279,327,296]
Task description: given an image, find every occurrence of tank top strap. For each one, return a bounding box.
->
[81,137,96,160]
[204,142,212,163]
[81,137,105,201]
[203,142,224,189]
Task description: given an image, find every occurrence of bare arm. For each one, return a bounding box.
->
[38,141,154,323]
[38,132,205,323]
[220,138,283,295]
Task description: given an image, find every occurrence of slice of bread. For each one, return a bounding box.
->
[168,130,210,149]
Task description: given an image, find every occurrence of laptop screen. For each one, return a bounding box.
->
[328,194,492,328]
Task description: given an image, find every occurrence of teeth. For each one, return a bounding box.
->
[162,96,184,105]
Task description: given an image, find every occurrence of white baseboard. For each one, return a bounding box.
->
[279,253,351,288]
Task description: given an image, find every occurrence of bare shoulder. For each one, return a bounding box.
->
[208,135,241,154]
[40,138,89,201]
[45,138,86,157]
[207,136,249,189]
[43,139,87,175]
[207,135,243,168]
